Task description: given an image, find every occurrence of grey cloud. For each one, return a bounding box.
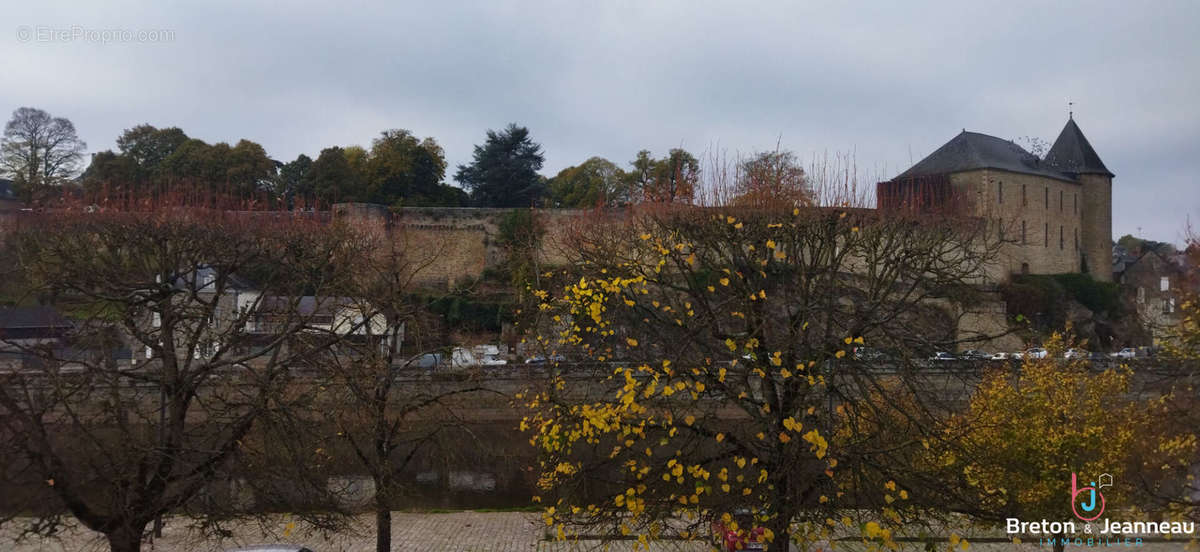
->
[2,0,1197,243]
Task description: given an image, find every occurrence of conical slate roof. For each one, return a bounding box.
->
[895,131,1072,182]
[1043,117,1113,177]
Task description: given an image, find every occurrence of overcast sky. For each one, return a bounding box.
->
[3,1,1198,244]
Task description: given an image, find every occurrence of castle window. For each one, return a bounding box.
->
[1022,184,1027,206]
[1045,187,1049,209]
[1059,225,1064,250]
[1074,193,1078,214]
[1044,222,1048,247]
[1161,277,1170,292]
[1074,228,1078,251]
[1021,220,1027,244]
[1059,190,1064,212]
[998,181,1003,204]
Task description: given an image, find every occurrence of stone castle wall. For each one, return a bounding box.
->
[350,206,592,287]
[953,169,1084,280]
[1078,173,1114,281]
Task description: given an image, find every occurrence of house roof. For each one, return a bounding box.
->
[257,296,355,316]
[0,306,73,330]
[894,130,1077,182]
[1044,117,1113,177]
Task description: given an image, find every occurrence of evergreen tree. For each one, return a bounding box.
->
[454,124,545,207]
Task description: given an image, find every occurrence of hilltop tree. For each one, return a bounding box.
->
[85,124,190,195]
[521,203,1003,550]
[733,150,810,207]
[81,150,139,194]
[276,153,313,204]
[627,148,698,204]
[364,129,448,206]
[0,205,364,552]
[115,124,190,172]
[454,124,545,207]
[304,146,367,204]
[224,139,276,195]
[546,157,629,208]
[86,126,277,199]
[0,107,87,203]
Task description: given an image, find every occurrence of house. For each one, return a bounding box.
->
[247,295,389,338]
[1118,248,1189,343]
[0,306,74,347]
[878,116,1113,282]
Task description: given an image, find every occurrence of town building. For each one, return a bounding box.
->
[878,116,1113,282]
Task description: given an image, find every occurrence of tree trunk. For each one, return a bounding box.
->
[374,469,392,552]
[375,506,391,552]
[765,515,791,551]
[105,522,147,552]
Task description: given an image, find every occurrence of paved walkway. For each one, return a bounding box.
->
[0,511,708,552]
[3,512,1195,551]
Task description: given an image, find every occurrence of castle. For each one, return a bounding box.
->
[878,116,1113,282]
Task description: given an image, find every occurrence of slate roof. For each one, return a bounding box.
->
[0,306,73,330]
[893,118,1112,182]
[1043,117,1114,177]
[895,131,1076,182]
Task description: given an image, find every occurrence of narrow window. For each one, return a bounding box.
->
[1059,190,1064,212]
[1045,187,1049,209]
[1044,222,1048,247]
[1022,184,1027,206]
[998,181,1003,204]
[1074,228,1078,250]
[1074,193,1078,214]
[1161,277,1170,292]
[998,219,1004,241]
[1021,220,1027,244]
[1059,225,1064,250]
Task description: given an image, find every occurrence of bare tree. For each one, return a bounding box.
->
[314,227,500,552]
[732,149,811,208]
[0,204,362,552]
[0,107,87,202]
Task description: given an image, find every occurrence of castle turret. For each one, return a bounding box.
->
[1045,116,1113,281]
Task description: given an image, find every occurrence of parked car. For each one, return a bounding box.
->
[1111,348,1138,359]
[524,354,566,364]
[450,346,508,369]
[405,352,443,370]
[991,352,1012,360]
[929,351,957,361]
[1087,351,1108,361]
[853,347,883,361]
[1064,348,1088,360]
[1024,347,1049,359]
[959,349,990,360]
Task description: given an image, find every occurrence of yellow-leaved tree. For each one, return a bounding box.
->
[930,334,1196,552]
[519,202,1004,550]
